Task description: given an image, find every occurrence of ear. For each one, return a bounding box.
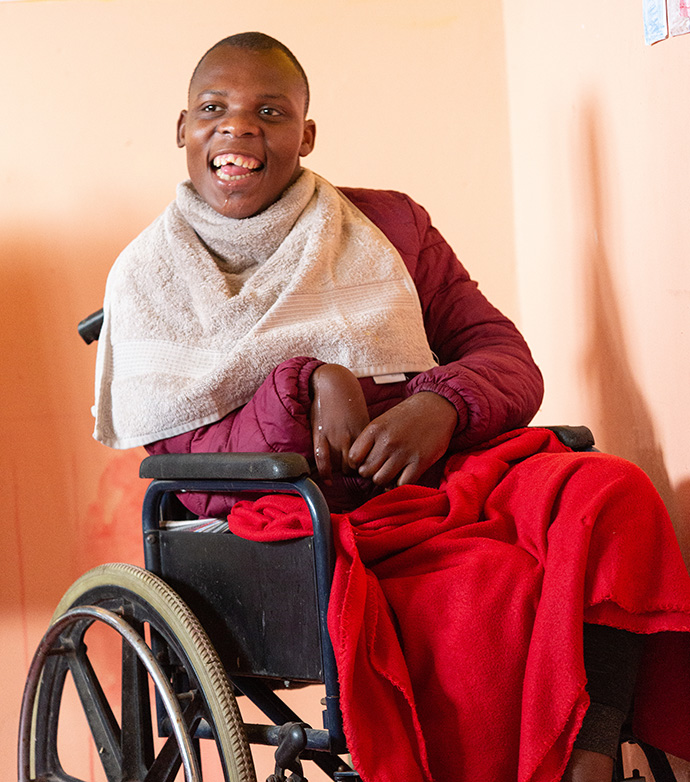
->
[299,119,316,157]
[176,110,188,148]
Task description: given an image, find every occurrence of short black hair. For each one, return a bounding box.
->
[190,32,310,114]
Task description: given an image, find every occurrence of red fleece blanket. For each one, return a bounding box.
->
[228,428,690,782]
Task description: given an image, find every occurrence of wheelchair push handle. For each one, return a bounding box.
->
[77,308,104,344]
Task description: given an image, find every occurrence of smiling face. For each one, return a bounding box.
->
[177,45,316,219]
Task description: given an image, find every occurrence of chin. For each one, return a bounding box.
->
[216,200,264,219]
[197,170,295,219]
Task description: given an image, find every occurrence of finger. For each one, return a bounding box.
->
[313,432,333,483]
[348,426,376,469]
[397,460,424,487]
[355,427,397,479]
[356,444,388,479]
[372,455,408,487]
[340,441,355,474]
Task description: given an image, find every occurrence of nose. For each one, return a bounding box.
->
[217,110,259,137]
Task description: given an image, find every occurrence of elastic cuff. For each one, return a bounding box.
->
[404,379,469,435]
[295,357,325,404]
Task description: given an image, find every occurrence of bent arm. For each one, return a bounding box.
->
[145,356,323,516]
[147,191,545,509]
[400,198,544,449]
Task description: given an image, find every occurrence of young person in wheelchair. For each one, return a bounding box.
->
[92,33,690,782]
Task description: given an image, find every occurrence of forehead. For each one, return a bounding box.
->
[189,46,306,106]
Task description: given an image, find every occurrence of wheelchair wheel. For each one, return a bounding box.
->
[19,563,256,782]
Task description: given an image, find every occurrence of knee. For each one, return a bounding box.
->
[565,452,659,506]
[544,451,668,538]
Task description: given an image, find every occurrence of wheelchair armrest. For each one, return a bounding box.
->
[139,452,310,481]
[544,425,595,451]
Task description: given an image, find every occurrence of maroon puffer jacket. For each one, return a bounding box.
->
[145,188,544,515]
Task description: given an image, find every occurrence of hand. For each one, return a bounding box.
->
[310,364,370,483]
[348,392,458,487]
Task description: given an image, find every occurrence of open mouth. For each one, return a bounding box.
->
[211,153,264,182]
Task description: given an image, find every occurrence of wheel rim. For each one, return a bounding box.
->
[20,605,201,782]
[19,563,256,782]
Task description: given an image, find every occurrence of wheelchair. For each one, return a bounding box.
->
[17,310,681,782]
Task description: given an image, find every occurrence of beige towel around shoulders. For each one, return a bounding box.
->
[93,170,436,449]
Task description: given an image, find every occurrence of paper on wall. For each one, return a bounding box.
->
[668,0,690,35]
[643,0,669,44]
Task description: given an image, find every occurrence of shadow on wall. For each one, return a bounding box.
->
[0,233,145,613]
[677,479,690,561]
[579,99,690,562]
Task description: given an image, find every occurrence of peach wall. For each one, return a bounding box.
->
[502,1,690,556]
[1,1,512,779]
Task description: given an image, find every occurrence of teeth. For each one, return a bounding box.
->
[212,153,262,170]
[215,170,257,182]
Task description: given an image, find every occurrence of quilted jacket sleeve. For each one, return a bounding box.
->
[144,356,323,517]
[343,188,544,450]
[405,198,543,449]
[146,188,544,515]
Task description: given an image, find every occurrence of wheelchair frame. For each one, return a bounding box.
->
[140,452,348,763]
[16,310,681,782]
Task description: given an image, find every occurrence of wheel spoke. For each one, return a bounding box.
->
[143,733,183,782]
[65,639,123,782]
[144,695,204,782]
[28,565,256,782]
[121,624,155,778]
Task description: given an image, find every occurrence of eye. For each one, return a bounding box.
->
[201,103,222,113]
[258,106,282,117]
